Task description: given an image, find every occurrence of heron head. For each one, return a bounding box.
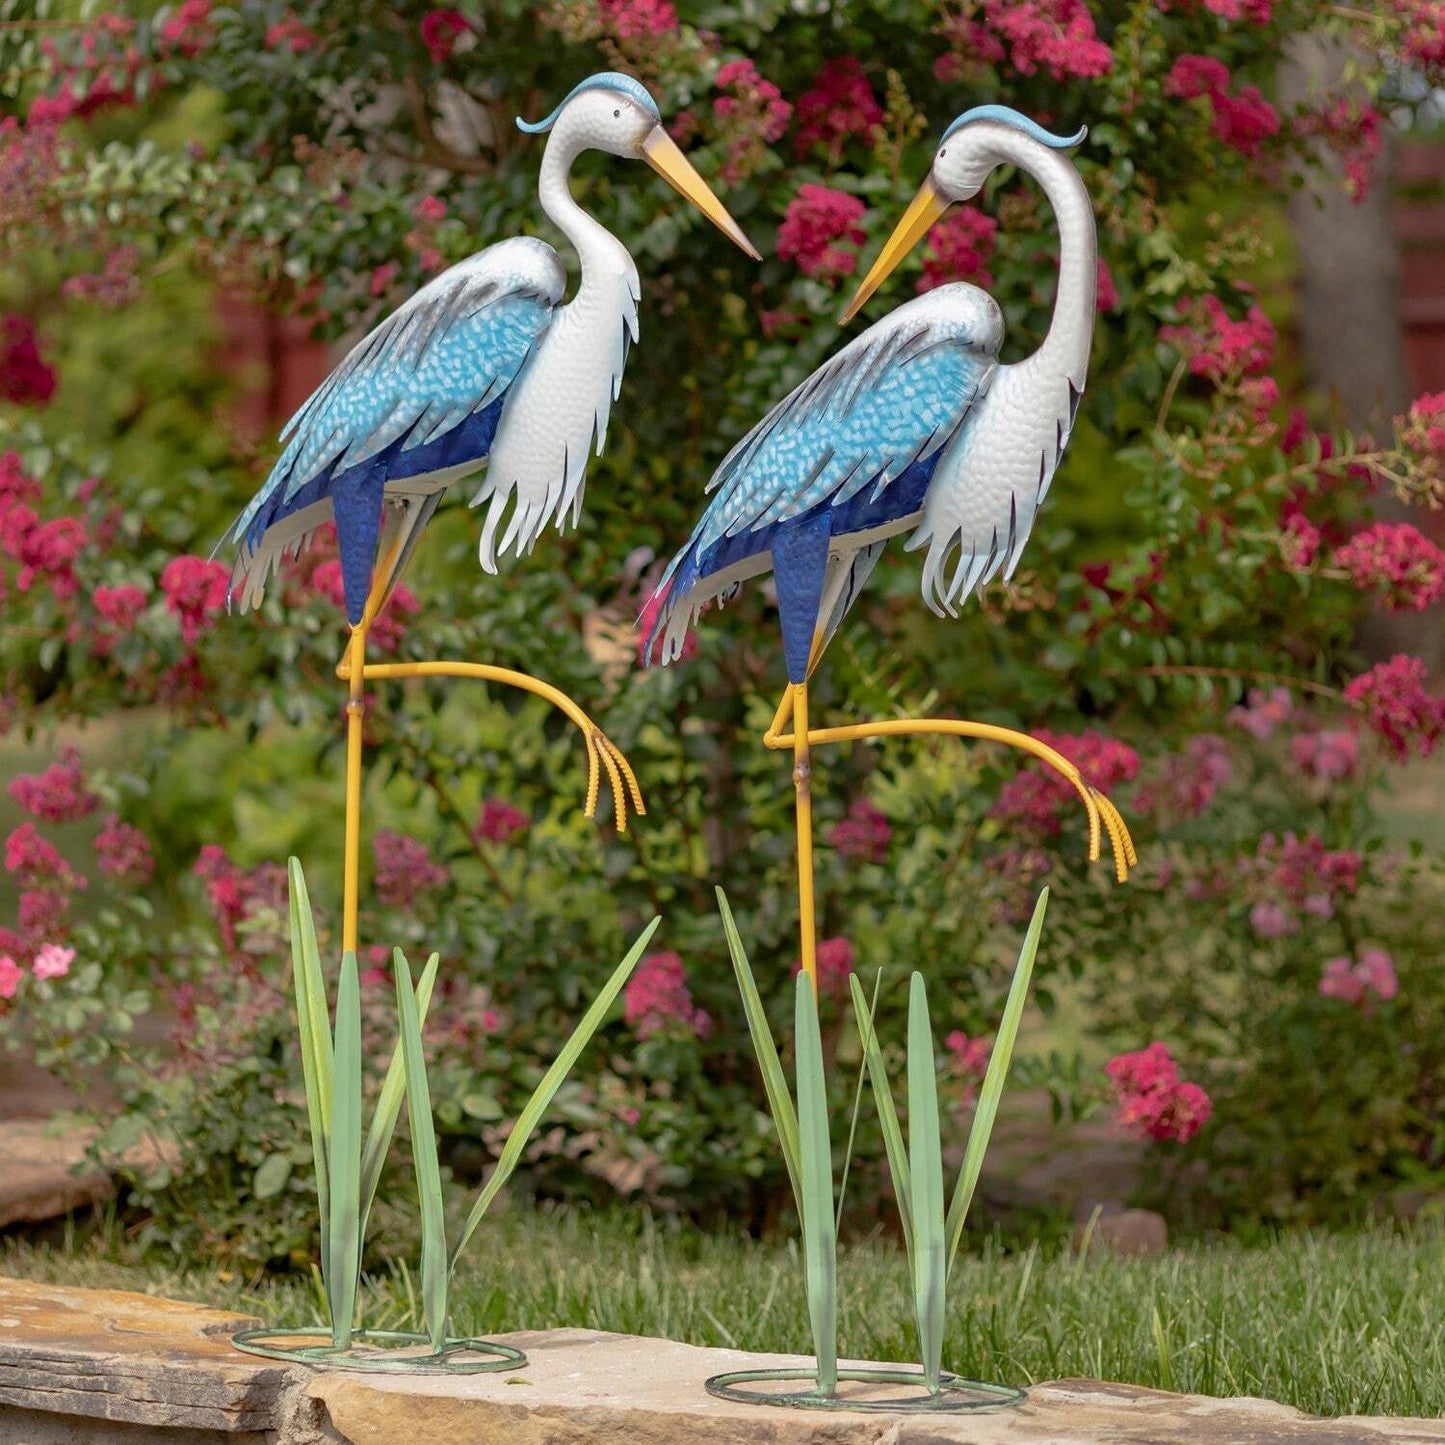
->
[842,106,1085,322]
[517,72,760,260]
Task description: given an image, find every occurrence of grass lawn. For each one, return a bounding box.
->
[5,1210,1442,1419]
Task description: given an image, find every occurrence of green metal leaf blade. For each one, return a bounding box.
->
[717,888,802,1210]
[945,887,1049,1276]
[360,951,439,1232]
[327,951,363,1350]
[795,973,838,1395]
[286,859,332,1285]
[848,971,913,1258]
[451,916,661,1267]
[906,972,946,1393]
[395,950,449,1351]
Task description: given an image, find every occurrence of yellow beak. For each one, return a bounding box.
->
[641,126,761,261]
[841,177,949,323]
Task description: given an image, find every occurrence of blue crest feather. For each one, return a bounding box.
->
[516,71,660,134]
[941,104,1085,149]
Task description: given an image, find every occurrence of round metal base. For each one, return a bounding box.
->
[230,1326,527,1375]
[703,1365,1025,1413]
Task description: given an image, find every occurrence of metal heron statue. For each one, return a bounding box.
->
[645,105,1135,986]
[225,71,759,954]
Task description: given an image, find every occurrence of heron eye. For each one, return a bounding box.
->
[939,148,947,158]
[614,109,621,117]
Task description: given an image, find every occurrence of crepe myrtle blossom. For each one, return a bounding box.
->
[946,1030,992,1104]
[1165,55,1280,158]
[1319,948,1398,1006]
[990,729,1138,836]
[1229,686,1291,740]
[419,8,469,62]
[1333,523,1444,613]
[793,57,883,161]
[0,955,20,999]
[8,747,98,823]
[1344,654,1445,761]
[936,0,1112,83]
[1289,729,1359,782]
[776,184,868,281]
[1105,1042,1212,1144]
[160,556,229,645]
[790,936,854,999]
[372,830,449,908]
[95,815,154,884]
[624,951,712,1039]
[473,799,528,845]
[918,206,997,293]
[825,798,891,862]
[596,0,678,40]
[1161,292,1276,381]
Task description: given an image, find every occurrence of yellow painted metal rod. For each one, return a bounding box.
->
[340,623,369,957]
[790,682,819,994]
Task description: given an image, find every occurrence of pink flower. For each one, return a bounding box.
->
[1135,734,1231,820]
[0,956,20,999]
[10,515,86,597]
[160,556,230,645]
[265,14,316,52]
[1161,294,1276,381]
[1165,55,1279,158]
[1401,390,1445,455]
[1320,948,1398,1006]
[990,729,1139,836]
[1229,686,1291,740]
[370,262,399,298]
[372,830,449,908]
[793,57,883,161]
[1344,654,1445,761]
[791,936,854,999]
[1333,523,1444,613]
[0,315,56,407]
[1249,901,1296,939]
[31,943,73,980]
[20,889,68,936]
[825,799,891,862]
[1280,512,1320,569]
[1256,831,1361,905]
[473,799,528,845]
[624,951,712,1039]
[9,747,98,823]
[93,583,148,631]
[1289,729,1359,781]
[310,561,415,650]
[917,206,997,292]
[1105,1042,1212,1144]
[712,60,791,184]
[420,9,468,62]
[1396,0,1445,69]
[938,0,1112,81]
[62,243,141,307]
[5,823,78,885]
[157,0,212,57]
[1096,257,1119,312]
[946,1029,992,1103]
[1202,0,1273,20]
[636,581,696,666]
[596,0,677,39]
[95,815,154,883]
[777,185,867,281]
[1296,98,1383,202]
[413,194,447,224]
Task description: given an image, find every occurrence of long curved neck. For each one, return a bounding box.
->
[537,126,636,301]
[1017,144,1096,389]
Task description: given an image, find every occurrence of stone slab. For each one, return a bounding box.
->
[0,1278,301,1438]
[308,1328,1445,1445]
[0,1122,114,1231]
[0,1277,1442,1444]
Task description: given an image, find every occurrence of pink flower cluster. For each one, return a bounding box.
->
[1105,1041,1213,1144]
[1395,0,1445,68]
[793,936,855,1000]
[1162,293,1276,382]
[95,815,154,883]
[310,560,419,651]
[9,747,98,823]
[1135,734,1232,820]
[193,846,286,958]
[1400,391,1445,455]
[0,315,57,407]
[793,58,882,162]
[157,0,213,58]
[917,206,997,293]
[1096,257,1119,312]
[63,244,141,307]
[92,582,149,653]
[712,60,791,184]
[372,830,449,908]
[825,798,891,863]
[596,0,678,40]
[160,556,229,645]
[1319,948,1398,1006]
[265,13,317,52]
[1279,512,1320,569]
[1247,831,1361,937]
[1165,55,1280,158]
[1229,686,1291,740]
[1344,654,1444,761]
[1296,98,1383,202]
[0,942,74,999]
[624,950,712,1039]
[0,452,87,597]
[945,1030,991,1105]
[991,728,1139,836]
[4,816,85,963]
[1333,523,1444,613]
[1289,728,1359,781]
[473,799,528,845]
[777,184,868,282]
[420,9,469,62]
[937,0,1112,82]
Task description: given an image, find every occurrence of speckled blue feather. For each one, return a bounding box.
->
[516,72,659,134]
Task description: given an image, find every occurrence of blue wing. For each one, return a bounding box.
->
[648,287,1002,679]
[225,238,564,624]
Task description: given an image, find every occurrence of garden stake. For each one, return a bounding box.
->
[652,103,1137,1410]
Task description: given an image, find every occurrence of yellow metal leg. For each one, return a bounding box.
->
[790,683,819,994]
[340,622,368,957]
[765,702,1137,883]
